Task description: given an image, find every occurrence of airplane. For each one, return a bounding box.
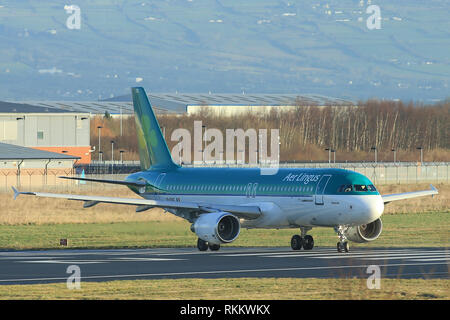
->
[13,87,439,253]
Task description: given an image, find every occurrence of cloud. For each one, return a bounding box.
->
[38,67,63,74]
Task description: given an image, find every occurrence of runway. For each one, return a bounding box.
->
[0,247,448,285]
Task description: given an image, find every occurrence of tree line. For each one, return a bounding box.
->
[91,99,449,162]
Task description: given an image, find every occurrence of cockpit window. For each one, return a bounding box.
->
[338,184,377,193]
[354,184,368,192]
[338,184,353,192]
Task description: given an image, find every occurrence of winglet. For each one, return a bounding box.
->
[430,184,438,197]
[12,186,20,200]
[11,187,35,200]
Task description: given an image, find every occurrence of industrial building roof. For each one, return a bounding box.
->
[0,101,72,113]
[0,143,80,160]
[8,93,354,115]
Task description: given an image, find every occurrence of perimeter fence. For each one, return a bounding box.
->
[1,161,448,192]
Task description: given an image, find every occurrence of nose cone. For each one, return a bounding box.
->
[362,195,384,223]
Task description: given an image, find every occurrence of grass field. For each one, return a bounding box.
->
[0,211,448,250]
[0,278,448,300]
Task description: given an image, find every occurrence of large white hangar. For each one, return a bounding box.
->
[13,93,354,116]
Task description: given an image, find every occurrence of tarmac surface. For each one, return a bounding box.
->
[0,247,448,285]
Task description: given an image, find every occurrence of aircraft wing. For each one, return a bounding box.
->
[382,184,438,204]
[11,187,261,220]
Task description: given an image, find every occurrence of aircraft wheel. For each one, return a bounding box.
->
[303,235,314,250]
[343,241,350,253]
[337,241,350,253]
[291,235,303,250]
[209,243,220,251]
[197,238,209,251]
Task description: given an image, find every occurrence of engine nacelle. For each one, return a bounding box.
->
[345,218,383,243]
[192,212,240,245]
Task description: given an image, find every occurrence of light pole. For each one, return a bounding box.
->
[99,151,103,163]
[120,150,125,164]
[238,149,244,165]
[258,133,262,165]
[278,135,281,165]
[371,147,377,164]
[325,148,331,165]
[202,125,207,164]
[97,126,103,161]
[417,147,423,163]
[392,148,398,183]
[178,143,183,165]
[111,140,115,174]
[332,149,336,164]
[120,106,123,136]
[111,141,114,163]
[16,117,25,146]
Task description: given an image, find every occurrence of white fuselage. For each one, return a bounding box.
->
[144,192,385,229]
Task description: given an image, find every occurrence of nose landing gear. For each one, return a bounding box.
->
[334,225,350,253]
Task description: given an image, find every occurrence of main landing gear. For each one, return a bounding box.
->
[197,238,220,251]
[291,227,314,250]
[334,225,350,253]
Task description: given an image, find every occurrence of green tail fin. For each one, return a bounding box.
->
[131,87,178,171]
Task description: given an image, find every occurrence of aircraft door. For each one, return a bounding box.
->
[245,182,258,198]
[153,173,166,198]
[252,183,258,198]
[315,175,331,205]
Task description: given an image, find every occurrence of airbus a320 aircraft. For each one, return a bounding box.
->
[13,87,438,252]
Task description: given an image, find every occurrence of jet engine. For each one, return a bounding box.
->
[192,212,240,245]
[345,218,383,243]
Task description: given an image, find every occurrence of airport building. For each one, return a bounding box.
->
[0,142,79,188]
[15,93,353,116]
[0,101,91,163]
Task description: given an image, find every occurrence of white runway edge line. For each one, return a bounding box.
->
[18,257,187,264]
[353,255,449,261]
[267,251,450,259]
[0,261,447,284]
[222,249,449,258]
[411,258,450,262]
[20,260,107,264]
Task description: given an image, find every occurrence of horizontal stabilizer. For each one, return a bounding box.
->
[58,176,146,187]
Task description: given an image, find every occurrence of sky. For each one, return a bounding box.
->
[0,0,448,102]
